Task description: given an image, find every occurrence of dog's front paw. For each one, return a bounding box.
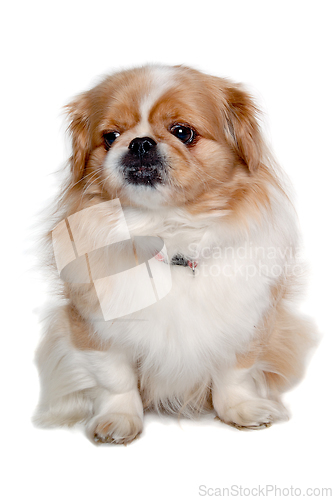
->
[88,413,143,445]
[217,399,288,430]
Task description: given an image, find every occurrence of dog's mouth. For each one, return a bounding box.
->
[121,148,166,187]
[124,162,164,186]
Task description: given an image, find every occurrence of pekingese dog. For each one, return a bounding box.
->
[34,64,317,444]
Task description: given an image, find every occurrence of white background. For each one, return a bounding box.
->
[1,1,332,499]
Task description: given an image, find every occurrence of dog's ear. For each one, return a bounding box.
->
[65,92,92,184]
[218,82,263,172]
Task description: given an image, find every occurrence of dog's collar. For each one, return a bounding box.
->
[155,252,198,275]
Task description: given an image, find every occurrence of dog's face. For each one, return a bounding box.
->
[67,65,264,213]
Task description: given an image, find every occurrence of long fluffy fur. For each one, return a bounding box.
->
[34,64,317,443]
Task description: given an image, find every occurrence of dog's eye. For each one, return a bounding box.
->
[170,124,195,145]
[103,131,120,150]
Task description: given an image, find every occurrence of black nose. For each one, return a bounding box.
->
[128,137,157,157]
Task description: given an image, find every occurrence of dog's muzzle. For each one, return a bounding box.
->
[121,136,165,186]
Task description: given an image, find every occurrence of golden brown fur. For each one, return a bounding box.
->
[34,64,317,442]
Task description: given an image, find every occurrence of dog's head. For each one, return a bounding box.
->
[66,65,270,214]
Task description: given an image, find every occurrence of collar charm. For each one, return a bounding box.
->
[155,252,198,276]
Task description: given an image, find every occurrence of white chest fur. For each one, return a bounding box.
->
[90,200,297,399]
